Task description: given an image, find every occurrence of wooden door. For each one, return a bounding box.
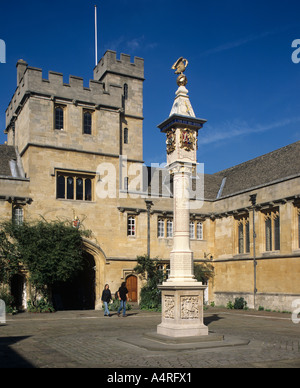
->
[126,275,137,302]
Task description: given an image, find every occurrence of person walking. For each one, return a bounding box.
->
[101,284,112,317]
[117,282,129,317]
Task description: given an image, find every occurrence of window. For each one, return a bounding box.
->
[245,221,250,253]
[196,222,203,240]
[55,106,64,130]
[158,218,173,238]
[57,175,65,199]
[274,215,280,251]
[158,218,165,238]
[76,178,83,200]
[128,216,136,237]
[56,172,94,202]
[167,220,173,238]
[67,177,74,200]
[83,111,92,135]
[124,177,129,191]
[12,206,23,225]
[124,128,129,144]
[264,209,280,251]
[238,222,244,254]
[85,179,92,201]
[236,216,250,254]
[189,222,195,239]
[124,83,128,100]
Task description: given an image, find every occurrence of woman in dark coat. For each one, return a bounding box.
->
[101,284,112,317]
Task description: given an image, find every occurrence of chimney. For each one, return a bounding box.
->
[16,59,28,84]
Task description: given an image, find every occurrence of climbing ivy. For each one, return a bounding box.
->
[0,219,91,299]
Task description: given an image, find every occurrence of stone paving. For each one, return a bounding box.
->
[0,307,300,369]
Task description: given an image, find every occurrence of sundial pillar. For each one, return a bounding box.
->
[157,58,209,337]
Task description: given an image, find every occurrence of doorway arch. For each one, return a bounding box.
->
[10,274,26,311]
[126,275,138,302]
[52,252,96,311]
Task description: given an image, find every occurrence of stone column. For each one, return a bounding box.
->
[168,162,196,284]
[157,57,208,338]
[157,160,208,337]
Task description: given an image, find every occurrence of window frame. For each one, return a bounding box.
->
[83,110,93,135]
[189,221,195,240]
[56,171,95,202]
[158,218,165,238]
[124,128,129,144]
[127,216,136,237]
[166,219,173,238]
[12,206,24,225]
[196,222,203,241]
[236,215,250,255]
[263,209,280,252]
[54,105,65,130]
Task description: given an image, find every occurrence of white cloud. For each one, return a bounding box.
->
[200,30,277,57]
[200,117,300,145]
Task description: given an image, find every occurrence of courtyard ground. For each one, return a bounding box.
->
[0,306,299,369]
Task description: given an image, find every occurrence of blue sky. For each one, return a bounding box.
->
[0,0,300,174]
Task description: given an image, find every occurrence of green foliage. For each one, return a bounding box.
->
[227,300,234,310]
[0,230,21,284]
[234,297,248,310]
[194,263,214,284]
[134,255,165,311]
[27,298,55,313]
[140,286,162,311]
[227,297,248,310]
[0,219,91,299]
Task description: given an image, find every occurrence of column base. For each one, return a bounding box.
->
[157,283,208,338]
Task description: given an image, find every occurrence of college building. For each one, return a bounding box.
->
[1,51,300,312]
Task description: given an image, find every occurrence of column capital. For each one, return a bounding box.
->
[168,161,196,176]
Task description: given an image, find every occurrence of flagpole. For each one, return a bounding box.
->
[95,5,98,66]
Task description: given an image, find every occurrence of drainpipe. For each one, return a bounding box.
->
[145,200,153,257]
[250,194,257,310]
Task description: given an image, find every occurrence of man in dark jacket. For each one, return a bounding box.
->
[117,282,129,317]
[101,284,112,317]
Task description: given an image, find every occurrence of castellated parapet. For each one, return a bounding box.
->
[5,50,144,163]
[94,50,144,82]
[6,50,144,130]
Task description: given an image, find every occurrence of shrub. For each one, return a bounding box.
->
[234,297,247,310]
[27,298,55,313]
[134,255,164,311]
[139,286,161,311]
[227,300,234,310]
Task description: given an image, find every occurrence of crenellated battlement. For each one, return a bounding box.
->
[6,51,144,129]
[93,50,144,82]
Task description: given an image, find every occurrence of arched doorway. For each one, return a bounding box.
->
[52,252,96,311]
[126,275,138,302]
[10,274,26,311]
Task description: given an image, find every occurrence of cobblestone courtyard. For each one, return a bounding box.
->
[0,307,300,369]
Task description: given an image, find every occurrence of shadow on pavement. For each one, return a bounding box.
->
[0,336,34,368]
[204,314,224,326]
